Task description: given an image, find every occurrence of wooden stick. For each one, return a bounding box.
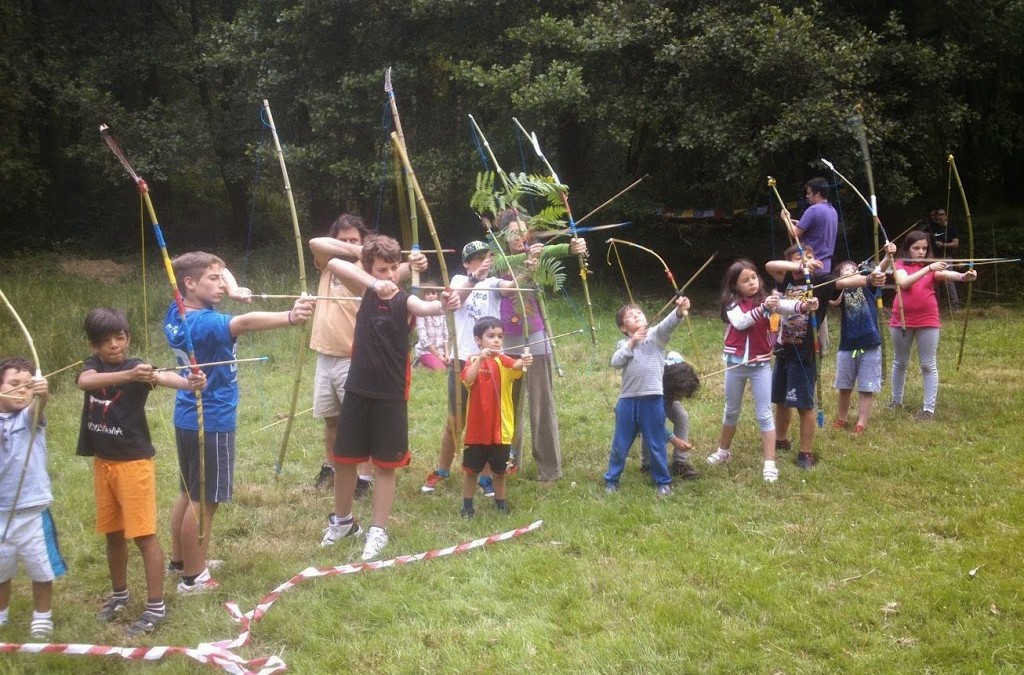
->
[0,360,84,397]
[155,356,269,372]
[699,355,772,379]
[254,293,361,301]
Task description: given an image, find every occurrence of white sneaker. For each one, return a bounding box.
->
[762,462,779,483]
[361,526,389,561]
[320,514,362,547]
[706,449,732,465]
[176,567,219,595]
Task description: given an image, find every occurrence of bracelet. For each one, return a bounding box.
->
[287,309,295,326]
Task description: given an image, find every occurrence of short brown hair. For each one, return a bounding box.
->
[171,251,224,291]
[360,234,401,270]
[616,303,642,329]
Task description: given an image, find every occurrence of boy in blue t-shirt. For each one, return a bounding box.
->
[164,251,314,593]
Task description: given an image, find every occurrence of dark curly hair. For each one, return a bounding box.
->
[664,362,699,399]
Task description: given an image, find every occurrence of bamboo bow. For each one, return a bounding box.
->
[947,154,975,370]
[0,288,44,543]
[100,124,208,541]
[262,100,313,479]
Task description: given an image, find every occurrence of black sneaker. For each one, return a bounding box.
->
[313,463,335,490]
[354,478,372,499]
[914,410,934,421]
[460,504,475,518]
[775,439,793,452]
[671,460,700,480]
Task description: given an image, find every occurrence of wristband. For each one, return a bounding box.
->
[287,309,296,326]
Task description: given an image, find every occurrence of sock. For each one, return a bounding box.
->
[358,474,372,483]
[168,560,184,572]
[182,573,198,585]
[764,459,776,470]
[333,512,358,528]
[0,608,8,626]
[145,599,166,618]
[462,498,474,510]
[32,610,52,621]
[111,588,129,602]
[435,468,450,478]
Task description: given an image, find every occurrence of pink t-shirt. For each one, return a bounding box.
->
[891,261,940,329]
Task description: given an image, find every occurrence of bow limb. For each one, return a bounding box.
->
[948,154,975,370]
[262,101,313,479]
[605,240,635,305]
[390,133,462,449]
[100,124,207,543]
[0,287,44,544]
[822,156,906,333]
[766,176,798,246]
[510,118,598,346]
[385,68,421,291]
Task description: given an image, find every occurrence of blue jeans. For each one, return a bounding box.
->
[604,396,670,486]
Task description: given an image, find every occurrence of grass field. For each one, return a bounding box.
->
[0,249,1022,674]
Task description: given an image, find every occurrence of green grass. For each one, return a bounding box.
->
[0,248,1022,674]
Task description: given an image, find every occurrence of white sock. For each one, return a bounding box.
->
[358,475,372,483]
[0,608,8,625]
[32,610,52,621]
[763,459,776,470]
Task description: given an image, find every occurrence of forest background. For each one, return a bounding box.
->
[2,0,1023,285]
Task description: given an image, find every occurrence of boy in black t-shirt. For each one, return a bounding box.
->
[76,308,204,637]
[319,235,459,561]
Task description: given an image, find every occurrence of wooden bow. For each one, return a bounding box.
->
[262,100,313,479]
[0,287,44,543]
[100,124,208,541]
[947,153,975,370]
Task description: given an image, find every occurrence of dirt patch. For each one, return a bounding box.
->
[61,259,134,285]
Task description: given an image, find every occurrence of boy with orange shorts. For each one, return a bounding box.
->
[76,308,205,636]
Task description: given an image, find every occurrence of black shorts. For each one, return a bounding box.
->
[176,428,235,503]
[334,391,411,468]
[462,444,510,475]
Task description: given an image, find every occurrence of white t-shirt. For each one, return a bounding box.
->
[451,275,504,359]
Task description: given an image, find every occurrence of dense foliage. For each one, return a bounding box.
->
[2,0,1021,256]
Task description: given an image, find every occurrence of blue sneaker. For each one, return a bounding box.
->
[478,476,495,497]
[796,452,818,470]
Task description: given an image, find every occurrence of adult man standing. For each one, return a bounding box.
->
[783,177,838,273]
[922,207,961,310]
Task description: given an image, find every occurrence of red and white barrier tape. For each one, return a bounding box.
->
[0,520,543,673]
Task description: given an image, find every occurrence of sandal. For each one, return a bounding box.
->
[30,618,53,639]
[852,424,866,436]
[831,419,849,430]
[126,610,165,637]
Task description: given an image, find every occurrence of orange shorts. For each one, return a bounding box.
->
[93,457,157,539]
